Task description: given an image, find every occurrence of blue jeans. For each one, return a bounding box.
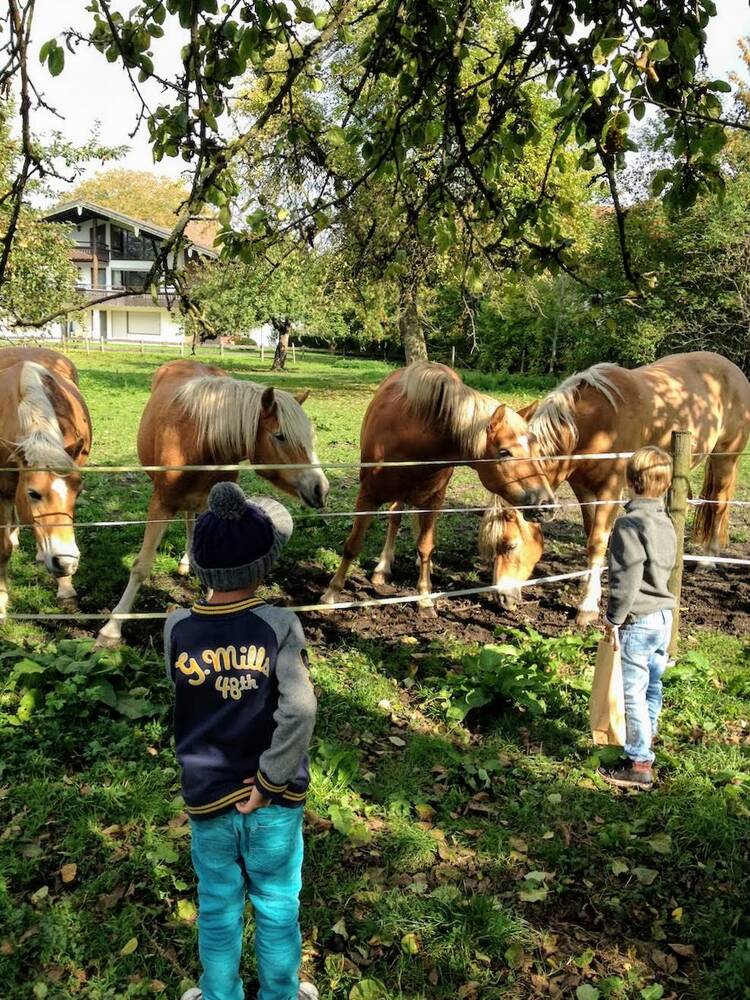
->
[189,806,304,1000]
[620,610,672,765]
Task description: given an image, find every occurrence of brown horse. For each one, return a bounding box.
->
[517,351,750,624]
[321,362,554,609]
[0,346,91,618]
[97,360,329,645]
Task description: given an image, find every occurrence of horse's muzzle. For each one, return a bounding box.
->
[525,495,557,523]
[494,586,521,611]
[299,476,329,509]
[47,554,79,578]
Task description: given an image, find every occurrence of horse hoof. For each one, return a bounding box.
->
[576,610,599,628]
[95,623,122,648]
[319,589,340,607]
[58,597,79,613]
[371,572,389,588]
[418,601,437,618]
[177,562,191,578]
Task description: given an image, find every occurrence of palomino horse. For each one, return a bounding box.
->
[97,360,329,646]
[518,351,750,624]
[342,492,545,613]
[321,362,554,610]
[478,497,544,609]
[0,346,92,618]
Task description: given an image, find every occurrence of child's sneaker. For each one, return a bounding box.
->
[180,983,317,999]
[598,759,654,791]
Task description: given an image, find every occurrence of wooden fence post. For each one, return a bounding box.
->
[260,342,265,363]
[180,339,185,357]
[140,338,145,355]
[292,341,296,364]
[220,340,225,359]
[99,337,104,353]
[451,345,456,368]
[668,430,692,657]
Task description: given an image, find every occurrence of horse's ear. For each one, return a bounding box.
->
[502,506,519,524]
[488,404,506,430]
[65,436,85,462]
[294,390,310,405]
[518,402,538,422]
[260,387,277,418]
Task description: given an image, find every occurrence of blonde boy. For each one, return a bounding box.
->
[599,446,677,791]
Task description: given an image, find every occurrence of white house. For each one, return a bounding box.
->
[43,200,218,344]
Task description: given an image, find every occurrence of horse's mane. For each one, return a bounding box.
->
[529,364,622,456]
[174,375,314,462]
[15,362,75,470]
[397,362,499,458]
[478,496,511,561]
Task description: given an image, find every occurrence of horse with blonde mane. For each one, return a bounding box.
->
[518,351,750,624]
[97,359,329,646]
[321,362,554,610]
[478,496,544,609]
[0,346,92,619]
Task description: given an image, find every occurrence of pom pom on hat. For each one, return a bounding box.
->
[207,481,250,521]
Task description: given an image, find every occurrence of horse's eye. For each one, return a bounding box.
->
[496,449,512,459]
[273,432,286,443]
[27,489,42,502]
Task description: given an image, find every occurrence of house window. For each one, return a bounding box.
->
[111,225,125,256]
[111,225,159,260]
[126,311,160,337]
[112,269,149,291]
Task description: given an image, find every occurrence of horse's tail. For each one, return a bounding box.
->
[692,457,735,550]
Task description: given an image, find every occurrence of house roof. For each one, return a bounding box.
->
[45,199,219,258]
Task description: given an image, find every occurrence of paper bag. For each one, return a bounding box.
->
[590,635,626,746]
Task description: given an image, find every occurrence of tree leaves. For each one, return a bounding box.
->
[633,867,659,886]
[119,937,138,956]
[349,982,386,1000]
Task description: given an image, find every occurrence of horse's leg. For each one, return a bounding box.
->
[372,502,402,588]
[573,486,620,627]
[321,490,377,605]
[0,497,15,620]
[177,512,196,577]
[56,571,78,605]
[694,447,743,560]
[96,492,173,646]
[414,488,447,615]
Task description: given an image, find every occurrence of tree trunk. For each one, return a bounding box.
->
[548,314,560,374]
[271,317,291,370]
[398,278,428,364]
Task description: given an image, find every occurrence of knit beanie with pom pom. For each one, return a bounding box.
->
[190,481,293,591]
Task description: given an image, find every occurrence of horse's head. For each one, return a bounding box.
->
[254,387,330,509]
[478,499,544,610]
[14,440,85,579]
[479,404,556,522]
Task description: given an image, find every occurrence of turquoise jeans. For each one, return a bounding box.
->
[189,806,304,1000]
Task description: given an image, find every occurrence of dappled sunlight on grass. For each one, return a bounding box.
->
[1,352,749,998]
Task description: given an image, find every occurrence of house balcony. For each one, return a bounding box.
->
[71,241,111,264]
[75,283,176,309]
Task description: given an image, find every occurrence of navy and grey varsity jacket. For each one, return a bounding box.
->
[163,596,317,819]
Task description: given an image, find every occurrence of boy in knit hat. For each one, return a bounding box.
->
[599,446,677,792]
[164,481,318,1000]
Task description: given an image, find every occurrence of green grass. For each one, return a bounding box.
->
[0,350,749,999]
